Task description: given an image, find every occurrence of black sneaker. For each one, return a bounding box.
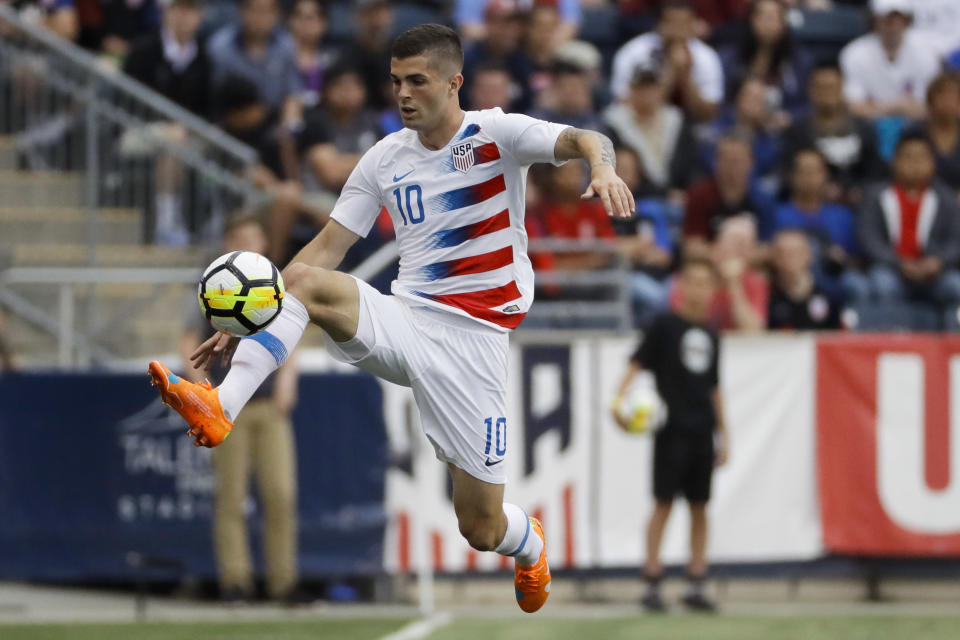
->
[277,585,316,607]
[220,587,253,605]
[681,591,717,612]
[641,591,668,612]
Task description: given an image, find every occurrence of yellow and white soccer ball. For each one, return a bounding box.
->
[615,376,667,434]
[198,251,285,337]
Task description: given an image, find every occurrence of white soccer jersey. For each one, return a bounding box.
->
[330,108,569,331]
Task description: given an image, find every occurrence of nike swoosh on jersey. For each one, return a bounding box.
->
[485,457,503,467]
[392,169,415,182]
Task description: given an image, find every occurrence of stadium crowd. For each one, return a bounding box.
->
[8,0,960,331]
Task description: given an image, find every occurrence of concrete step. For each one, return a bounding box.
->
[0,170,83,207]
[0,207,142,245]
[0,137,15,170]
[8,243,207,268]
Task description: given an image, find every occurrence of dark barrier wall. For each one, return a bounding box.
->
[0,372,387,581]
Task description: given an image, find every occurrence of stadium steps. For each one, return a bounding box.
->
[0,207,142,245]
[7,243,206,267]
[0,170,83,207]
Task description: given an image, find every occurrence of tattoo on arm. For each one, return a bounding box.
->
[556,127,616,168]
[594,134,616,169]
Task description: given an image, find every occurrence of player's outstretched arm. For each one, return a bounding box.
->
[190,220,361,370]
[553,127,635,219]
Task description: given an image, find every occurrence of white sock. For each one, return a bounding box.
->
[494,503,543,566]
[218,294,309,421]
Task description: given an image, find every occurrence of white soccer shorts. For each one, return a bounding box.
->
[322,276,510,484]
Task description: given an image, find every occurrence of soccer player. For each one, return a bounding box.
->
[612,258,729,612]
[148,23,633,613]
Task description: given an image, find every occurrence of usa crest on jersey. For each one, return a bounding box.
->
[451,141,475,172]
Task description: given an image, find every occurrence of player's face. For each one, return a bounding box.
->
[390,55,462,132]
[680,265,717,317]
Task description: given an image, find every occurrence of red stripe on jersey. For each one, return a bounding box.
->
[422,245,514,280]
[426,281,526,329]
[474,142,501,164]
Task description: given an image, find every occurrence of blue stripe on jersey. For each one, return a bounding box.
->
[249,331,288,366]
[431,174,506,213]
[456,123,481,141]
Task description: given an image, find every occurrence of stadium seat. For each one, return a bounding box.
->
[942,306,960,332]
[849,301,943,332]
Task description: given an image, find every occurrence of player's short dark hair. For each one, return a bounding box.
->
[680,256,718,279]
[391,23,463,73]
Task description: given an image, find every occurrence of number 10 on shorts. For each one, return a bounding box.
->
[484,417,507,456]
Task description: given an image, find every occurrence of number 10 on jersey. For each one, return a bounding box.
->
[484,417,507,456]
[393,185,424,226]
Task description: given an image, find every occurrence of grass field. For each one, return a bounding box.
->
[4,614,960,640]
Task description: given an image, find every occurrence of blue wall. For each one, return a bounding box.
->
[0,372,388,581]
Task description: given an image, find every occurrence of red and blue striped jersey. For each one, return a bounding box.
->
[330,108,569,331]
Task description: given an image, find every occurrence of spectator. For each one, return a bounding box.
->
[529,60,607,132]
[613,255,728,612]
[123,0,211,118]
[469,64,514,111]
[207,0,303,126]
[180,215,307,605]
[122,0,211,245]
[215,76,314,263]
[604,62,699,196]
[10,0,79,41]
[522,1,566,105]
[683,133,775,256]
[773,148,859,282]
[905,0,960,57]
[618,0,749,42]
[704,77,782,189]
[613,147,675,327]
[839,0,940,123]
[289,0,338,109]
[907,72,960,194]
[527,162,617,272]
[718,0,813,121]
[673,216,768,331]
[78,0,161,59]
[457,0,581,44]
[858,133,960,306]
[768,229,843,330]
[340,0,394,111]
[780,62,886,206]
[302,65,381,192]
[610,0,724,122]
[461,0,534,113]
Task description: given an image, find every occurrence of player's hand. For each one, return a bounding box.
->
[190,331,239,370]
[582,165,635,219]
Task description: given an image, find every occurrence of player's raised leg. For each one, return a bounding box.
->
[151,265,357,445]
[448,465,550,613]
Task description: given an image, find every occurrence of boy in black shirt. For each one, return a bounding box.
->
[613,257,729,612]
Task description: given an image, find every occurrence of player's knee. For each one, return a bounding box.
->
[285,263,329,302]
[458,517,500,552]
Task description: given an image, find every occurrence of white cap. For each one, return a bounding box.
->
[870,0,913,16]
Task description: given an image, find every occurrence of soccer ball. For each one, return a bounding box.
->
[616,376,667,434]
[198,251,285,336]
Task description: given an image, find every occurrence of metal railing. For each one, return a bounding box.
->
[0,4,266,252]
[0,236,635,366]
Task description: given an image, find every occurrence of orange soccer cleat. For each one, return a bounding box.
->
[148,361,233,447]
[514,517,551,613]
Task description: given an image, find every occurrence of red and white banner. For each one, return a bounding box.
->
[342,332,960,573]
[817,335,960,556]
